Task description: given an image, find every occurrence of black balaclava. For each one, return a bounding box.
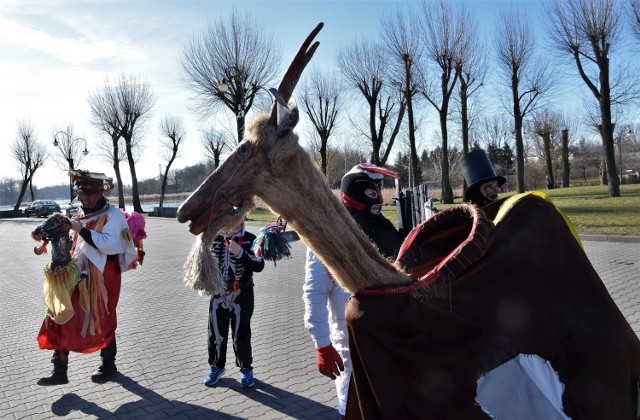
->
[341,166,384,215]
[340,163,402,259]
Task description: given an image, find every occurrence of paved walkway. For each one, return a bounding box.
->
[1,217,638,419]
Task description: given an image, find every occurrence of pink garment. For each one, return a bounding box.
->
[121,210,147,243]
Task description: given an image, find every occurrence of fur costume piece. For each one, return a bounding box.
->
[183,226,224,296]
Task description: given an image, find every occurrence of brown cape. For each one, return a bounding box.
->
[345,193,640,419]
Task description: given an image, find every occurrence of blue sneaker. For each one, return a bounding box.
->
[240,368,254,388]
[204,366,225,386]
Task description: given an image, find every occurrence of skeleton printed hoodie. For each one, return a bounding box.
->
[211,224,265,293]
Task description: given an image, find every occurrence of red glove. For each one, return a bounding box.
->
[316,344,344,380]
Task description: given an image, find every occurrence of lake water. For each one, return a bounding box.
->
[0,200,181,213]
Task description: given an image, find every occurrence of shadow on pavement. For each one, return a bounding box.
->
[232,378,339,418]
[50,373,242,419]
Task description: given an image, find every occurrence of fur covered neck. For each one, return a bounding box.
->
[259,135,411,293]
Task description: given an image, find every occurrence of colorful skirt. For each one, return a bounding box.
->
[37,258,121,354]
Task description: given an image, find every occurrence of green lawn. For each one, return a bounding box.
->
[247,184,640,237]
[540,184,640,236]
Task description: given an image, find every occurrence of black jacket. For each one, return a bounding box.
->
[348,208,402,260]
[212,230,265,291]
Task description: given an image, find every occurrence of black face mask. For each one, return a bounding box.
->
[341,173,383,215]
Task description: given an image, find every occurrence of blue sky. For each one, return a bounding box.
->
[0,0,547,188]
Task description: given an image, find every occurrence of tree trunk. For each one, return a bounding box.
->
[320,137,328,176]
[600,119,619,196]
[598,60,619,196]
[440,110,453,204]
[125,141,143,213]
[236,115,245,143]
[561,129,570,188]
[511,71,526,193]
[460,83,470,193]
[371,139,382,167]
[543,132,556,189]
[405,61,420,187]
[514,119,525,193]
[113,162,125,209]
[160,170,169,208]
[29,179,35,201]
[600,155,608,186]
[13,178,30,212]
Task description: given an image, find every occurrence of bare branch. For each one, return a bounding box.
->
[88,73,156,210]
[201,125,232,169]
[157,115,186,207]
[10,120,47,210]
[180,9,282,141]
[337,36,405,167]
[299,68,343,175]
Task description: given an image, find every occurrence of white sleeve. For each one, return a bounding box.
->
[302,248,333,349]
[88,207,130,255]
[86,206,136,272]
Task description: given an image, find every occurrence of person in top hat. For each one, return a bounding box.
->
[302,163,402,417]
[36,170,138,386]
[460,149,506,206]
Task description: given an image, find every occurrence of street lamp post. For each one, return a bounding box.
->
[53,131,89,204]
[620,128,633,183]
[218,67,247,120]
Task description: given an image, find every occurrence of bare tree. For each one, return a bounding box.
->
[299,69,343,176]
[573,136,602,183]
[547,0,639,197]
[93,132,143,208]
[180,9,281,142]
[88,73,156,212]
[418,0,469,203]
[201,125,232,169]
[475,116,515,150]
[473,116,517,189]
[337,38,406,168]
[158,116,186,208]
[94,127,125,208]
[495,8,554,193]
[10,120,46,211]
[379,7,421,184]
[455,14,487,191]
[560,127,571,187]
[531,110,563,189]
[52,125,89,203]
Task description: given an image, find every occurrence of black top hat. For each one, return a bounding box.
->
[460,149,506,202]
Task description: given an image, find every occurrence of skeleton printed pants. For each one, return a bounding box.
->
[207,287,254,370]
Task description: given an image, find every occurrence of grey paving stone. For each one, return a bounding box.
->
[1,217,637,418]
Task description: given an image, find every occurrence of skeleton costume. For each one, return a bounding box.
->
[303,163,402,416]
[208,223,264,373]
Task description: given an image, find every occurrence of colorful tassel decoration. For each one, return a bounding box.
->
[251,223,292,265]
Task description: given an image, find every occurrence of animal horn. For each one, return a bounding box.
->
[269,22,323,125]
